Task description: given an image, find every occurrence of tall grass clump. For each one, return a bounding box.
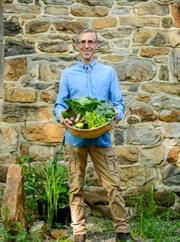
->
[43,159,69,230]
[130,187,180,241]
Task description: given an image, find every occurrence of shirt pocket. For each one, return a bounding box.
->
[64,144,76,175]
[104,149,118,175]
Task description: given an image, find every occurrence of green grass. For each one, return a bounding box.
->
[129,189,180,241]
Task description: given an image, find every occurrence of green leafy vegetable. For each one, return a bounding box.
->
[62,97,115,129]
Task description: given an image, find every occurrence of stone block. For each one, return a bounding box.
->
[70,4,108,17]
[135,2,169,16]
[159,110,180,122]
[2,103,52,122]
[4,88,37,103]
[76,0,113,8]
[142,82,180,95]
[92,17,117,30]
[119,16,160,28]
[4,57,27,81]
[25,21,50,34]
[115,59,156,82]
[21,122,64,143]
[171,3,180,28]
[114,146,139,165]
[167,146,180,165]
[4,40,35,57]
[126,124,162,146]
[0,127,18,163]
[37,40,68,53]
[54,21,87,34]
[2,164,26,228]
[140,47,169,57]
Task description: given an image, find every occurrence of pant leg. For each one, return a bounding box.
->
[89,146,129,233]
[64,144,88,235]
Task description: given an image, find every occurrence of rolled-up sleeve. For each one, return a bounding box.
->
[54,71,69,122]
[109,68,125,121]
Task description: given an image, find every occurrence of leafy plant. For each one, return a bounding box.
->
[17,143,69,231]
[42,159,69,230]
[0,220,30,242]
[130,188,180,241]
[62,97,115,129]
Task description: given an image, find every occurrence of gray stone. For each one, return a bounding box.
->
[139,146,165,166]
[168,30,180,47]
[29,221,47,242]
[20,143,53,162]
[4,40,35,57]
[135,2,169,16]
[159,65,169,81]
[38,63,60,82]
[0,127,18,162]
[18,0,33,3]
[4,18,22,36]
[42,0,73,4]
[115,59,156,82]
[155,0,174,4]
[150,93,180,110]
[161,17,173,28]
[162,123,180,139]
[126,124,162,146]
[76,0,113,8]
[21,75,52,90]
[143,82,180,95]
[170,49,180,81]
[149,32,168,47]
[126,101,157,122]
[101,28,133,39]
[2,103,52,122]
[119,166,157,191]
[112,39,130,48]
[114,146,139,165]
[37,41,68,53]
[25,21,50,34]
[162,164,180,188]
[54,20,87,34]
[114,129,124,145]
[112,7,129,15]
[4,3,40,14]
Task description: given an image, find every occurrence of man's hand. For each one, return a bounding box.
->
[60,113,73,127]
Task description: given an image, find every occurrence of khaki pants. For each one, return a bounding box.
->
[64,144,129,235]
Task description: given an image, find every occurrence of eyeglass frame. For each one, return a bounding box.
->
[76,39,98,47]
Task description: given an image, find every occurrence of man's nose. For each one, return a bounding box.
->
[84,42,90,47]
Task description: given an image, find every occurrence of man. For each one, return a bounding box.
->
[55,29,135,242]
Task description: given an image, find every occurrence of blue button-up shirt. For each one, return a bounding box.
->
[54,59,125,147]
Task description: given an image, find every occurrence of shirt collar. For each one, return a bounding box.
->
[77,59,97,70]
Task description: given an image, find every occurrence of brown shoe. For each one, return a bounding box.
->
[73,234,86,242]
[116,232,142,242]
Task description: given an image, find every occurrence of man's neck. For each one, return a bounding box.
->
[81,58,94,65]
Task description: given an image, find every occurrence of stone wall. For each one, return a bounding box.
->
[0,0,180,204]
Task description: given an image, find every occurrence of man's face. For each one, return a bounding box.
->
[75,32,99,64]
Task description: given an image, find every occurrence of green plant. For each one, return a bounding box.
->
[0,221,30,242]
[130,188,180,241]
[17,142,69,231]
[62,97,115,129]
[42,159,69,230]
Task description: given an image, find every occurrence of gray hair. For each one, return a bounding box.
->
[75,29,98,43]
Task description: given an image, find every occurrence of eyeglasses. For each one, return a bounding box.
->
[77,40,97,47]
